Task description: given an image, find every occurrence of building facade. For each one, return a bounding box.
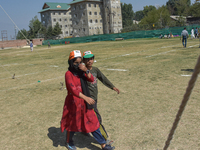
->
[39,0,123,38]
[39,2,73,38]
[69,0,123,37]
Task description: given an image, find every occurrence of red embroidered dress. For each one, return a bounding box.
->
[61,71,100,133]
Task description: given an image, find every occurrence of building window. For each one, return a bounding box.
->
[74,14,77,17]
[53,19,56,22]
[65,25,68,28]
[66,31,68,34]
[60,25,62,28]
[82,20,85,24]
[89,11,92,15]
[64,12,66,15]
[94,12,97,15]
[94,4,96,7]
[99,12,101,15]
[59,18,62,21]
[42,21,45,24]
[59,12,61,15]
[83,28,85,31]
[53,12,55,15]
[82,12,85,16]
[90,19,92,23]
[73,6,76,10]
[42,14,44,17]
[65,19,67,21]
[100,20,102,23]
[88,4,91,7]
[70,18,72,21]
[95,19,98,23]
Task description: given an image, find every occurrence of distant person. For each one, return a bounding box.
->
[180,27,189,48]
[159,34,163,39]
[191,28,195,39]
[30,41,33,52]
[48,41,51,48]
[195,27,198,38]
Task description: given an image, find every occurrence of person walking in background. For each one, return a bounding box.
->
[48,41,51,48]
[180,27,189,48]
[30,41,33,52]
[82,50,120,145]
[191,28,195,39]
[61,50,115,150]
[195,27,198,38]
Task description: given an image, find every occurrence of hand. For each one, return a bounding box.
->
[113,87,120,94]
[79,63,87,72]
[85,97,95,105]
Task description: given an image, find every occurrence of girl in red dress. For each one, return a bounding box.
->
[61,50,115,150]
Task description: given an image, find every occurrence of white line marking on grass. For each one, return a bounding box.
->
[181,75,192,77]
[106,69,128,71]
[50,65,59,67]
[3,63,18,66]
[145,50,176,58]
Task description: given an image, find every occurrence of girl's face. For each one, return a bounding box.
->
[83,57,94,67]
[73,57,82,65]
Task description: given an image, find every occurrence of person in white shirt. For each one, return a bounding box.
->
[191,28,195,39]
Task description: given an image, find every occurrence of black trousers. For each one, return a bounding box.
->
[93,100,108,140]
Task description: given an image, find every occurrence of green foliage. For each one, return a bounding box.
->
[121,3,134,27]
[16,29,28,40]
[134,10,144,21]
[166,0,178,15]
[166,0,191,15]
[143,5,156,16]
[176,0,191,16]
[189,2,200,17]
[139,6,171,30]
[28,16,43,39]
[52,22,62,37]
[46,26,53,40]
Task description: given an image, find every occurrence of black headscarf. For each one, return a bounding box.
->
[68,58,94,109]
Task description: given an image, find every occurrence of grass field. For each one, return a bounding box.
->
[0,38,200,150]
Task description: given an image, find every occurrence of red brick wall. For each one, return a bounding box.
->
[0,38,44,49]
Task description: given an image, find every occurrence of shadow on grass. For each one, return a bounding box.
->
[47,127,101,150]
[181,69,194,72]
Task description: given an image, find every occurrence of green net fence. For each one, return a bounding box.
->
[43,25,200,45]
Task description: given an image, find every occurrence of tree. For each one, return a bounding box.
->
[166,0,191,15]
[166,0,178,15]
[28,16,43,39]
[143,5,156,16]
[52,22,62,38]
[121,3,134,27]
[189,2,200,17]
[134,10,144,21]
[176,0,191,16]
[16,29,28,40]
[46,26,53,39]
[139,6,171,30]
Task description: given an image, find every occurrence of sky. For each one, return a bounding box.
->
[0,0,196,40]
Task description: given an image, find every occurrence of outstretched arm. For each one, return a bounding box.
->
[113,87,120,94]
[97,68,120,94]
